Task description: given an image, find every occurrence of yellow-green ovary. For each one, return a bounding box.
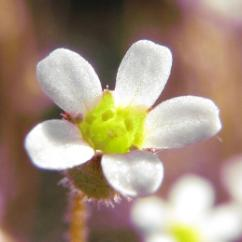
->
[79,91,147,154]
[170,223,201,242]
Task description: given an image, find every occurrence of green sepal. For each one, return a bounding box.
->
[67,155,115,200]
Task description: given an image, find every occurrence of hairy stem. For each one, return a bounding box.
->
[69,192,87,242]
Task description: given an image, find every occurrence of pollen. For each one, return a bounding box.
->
[79,91,147,154]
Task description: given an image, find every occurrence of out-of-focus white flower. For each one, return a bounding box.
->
[201,0,242,23]
[131,175,242,242]
[0,229,13,242]
[222,155,242,204]
[25,40,221,197]
[180,0,242,24]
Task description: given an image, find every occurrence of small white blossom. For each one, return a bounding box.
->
[0,229,13,242]
[131,175,242,242]
[221,155,242,237]
[222,155,242,204]
[200,0,242,23]
[25,40,221,197]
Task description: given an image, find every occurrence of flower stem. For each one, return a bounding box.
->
[69,192,87,242]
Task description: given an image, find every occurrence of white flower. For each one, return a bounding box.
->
[25,40,221,197]
[222,155,242,204]
[131,175,242,242]
[221,156,242,241]
[0,229,13,242]
[199,0,242,23]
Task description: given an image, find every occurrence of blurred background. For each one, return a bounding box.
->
[0,0,242,241]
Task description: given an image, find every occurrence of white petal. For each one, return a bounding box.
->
[131,196,167,234]
[145,234,176,242]
[143,96,222,149]
[168,175,215,223]
[25,120,94,170]
[222,156,242,203]
[205,204,242,241]
[37,48,102,116]
[101,151,163,197]
[115,40,172,108]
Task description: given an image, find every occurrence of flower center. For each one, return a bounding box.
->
[79,91,147,154]
[169,223,201,242]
